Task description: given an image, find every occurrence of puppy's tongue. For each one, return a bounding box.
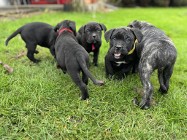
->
[92,44,95,51]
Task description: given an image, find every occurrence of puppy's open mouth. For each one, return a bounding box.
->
[92,44,95,51]
[114,52,121,59]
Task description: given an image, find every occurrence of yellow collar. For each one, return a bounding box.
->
[128,39,138,55]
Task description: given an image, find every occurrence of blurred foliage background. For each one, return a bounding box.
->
[107,0,187,7]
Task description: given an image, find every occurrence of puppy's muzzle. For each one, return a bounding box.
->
[92,33,98,43]
[114,45,124,59]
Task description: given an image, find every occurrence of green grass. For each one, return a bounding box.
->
[0,8,187,139]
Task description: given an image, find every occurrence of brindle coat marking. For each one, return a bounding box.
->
[128,20,177,109]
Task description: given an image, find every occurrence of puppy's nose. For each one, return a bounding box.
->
[92,34,96,38]
[115,45,122,49]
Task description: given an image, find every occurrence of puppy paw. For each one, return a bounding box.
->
[94,64,98,67]
[139,100,150,110]
[34,50,39,54]
[95,80,104,86]
[33,59,41,63]
[159,86,168,94]
[93,62,98,67]
[56,64,61,69]
[132,97,139,106]
[80,95,89,100]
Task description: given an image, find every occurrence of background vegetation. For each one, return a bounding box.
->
[107,0,187,7]
[0,8,187,139]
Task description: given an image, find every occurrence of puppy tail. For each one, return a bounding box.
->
[77,55,104,86]
[5,27,22,46]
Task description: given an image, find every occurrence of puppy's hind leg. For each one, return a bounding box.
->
[82,71,88,85]
[69,71,89,100]
[163,65,174,93]
[158,65,174,94]
[139,62,154,109]
[158,69,167,93]
[26,43,40,63]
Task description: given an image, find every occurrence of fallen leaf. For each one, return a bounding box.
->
[11,50,26,59]
[3,64,14,74]
[16,51,26,59]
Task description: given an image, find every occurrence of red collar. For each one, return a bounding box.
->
[58,28,73,35]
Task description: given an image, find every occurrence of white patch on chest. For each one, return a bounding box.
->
[115,61,127,66]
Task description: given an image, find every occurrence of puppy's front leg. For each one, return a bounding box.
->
[93,50,99,66]
[132,60,139,73]
[105,55,114,78]
[120,64,133,77]
[50,45,56,58]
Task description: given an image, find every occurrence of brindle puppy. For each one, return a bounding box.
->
[128,20,177,109]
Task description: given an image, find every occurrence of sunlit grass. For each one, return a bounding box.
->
[0,8,187,139]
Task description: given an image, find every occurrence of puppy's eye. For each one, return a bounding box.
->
[126,38,131,43]
[113,37,116,40]
[86,29,90,32]
[97,29,101,32]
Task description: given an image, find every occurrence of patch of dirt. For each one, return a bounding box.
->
[0,9,43,21]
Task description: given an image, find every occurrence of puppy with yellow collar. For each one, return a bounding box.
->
[104,27,142,80]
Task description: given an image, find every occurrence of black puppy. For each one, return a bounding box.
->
[104,27,142,79]
[5,22,62,63]
[55,20,104,100]
[128,20,177,109]
[76,22,107,66]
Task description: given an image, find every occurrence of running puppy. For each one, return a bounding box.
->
[104,27,142,79]
[55,20,104,100]
[5,22,62,63]
[76,22,107,66]
[128,20,177,109]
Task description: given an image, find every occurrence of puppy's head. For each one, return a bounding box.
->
[78,22,107,44]
[128,20,152,29]
[105,27,142,60]
[54,20,76,36]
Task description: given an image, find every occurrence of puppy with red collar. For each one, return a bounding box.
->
[76,22,107,66]
[54,20,104,100]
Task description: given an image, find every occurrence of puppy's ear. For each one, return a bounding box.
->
[99,23,107,32]
[54,23,60,32]
[69,21,76,36]
[128,23,133,28]
[104,29,115,42]
[128,20,141,29]
[78,25,86,35]
[130,28,143,43]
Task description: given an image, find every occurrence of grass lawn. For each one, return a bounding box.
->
[0,8,187,139]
